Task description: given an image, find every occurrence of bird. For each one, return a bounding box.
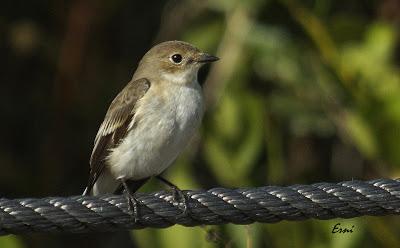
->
[83,40,219,218]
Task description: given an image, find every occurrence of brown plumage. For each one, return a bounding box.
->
[83,40,218,197]
[84,78,150,195]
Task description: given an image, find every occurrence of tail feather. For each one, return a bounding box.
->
[82,187,89,196]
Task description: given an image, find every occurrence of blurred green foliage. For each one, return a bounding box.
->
[1,0,400,247]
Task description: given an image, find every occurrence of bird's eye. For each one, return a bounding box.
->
[170,54,183,64]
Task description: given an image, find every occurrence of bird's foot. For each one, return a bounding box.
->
[170,185,188,215]
[156,176,189,217]
[120,179,140,222]
[124,191,140,221]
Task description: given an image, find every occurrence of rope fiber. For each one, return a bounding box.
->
[1,178,400,235]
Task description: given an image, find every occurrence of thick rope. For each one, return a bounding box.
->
[1,178,400,235]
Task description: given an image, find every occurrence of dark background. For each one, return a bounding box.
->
[1,0,400,247]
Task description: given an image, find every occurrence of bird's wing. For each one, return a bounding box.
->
[84,78,151,195]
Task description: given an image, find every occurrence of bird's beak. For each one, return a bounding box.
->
[196,53,219,63]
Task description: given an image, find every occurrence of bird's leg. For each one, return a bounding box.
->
[155,175,189,215]
[120,178,140,222]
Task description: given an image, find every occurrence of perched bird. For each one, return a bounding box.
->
[83,41,218,216]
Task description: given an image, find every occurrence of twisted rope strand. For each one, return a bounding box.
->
[1,178,400,235]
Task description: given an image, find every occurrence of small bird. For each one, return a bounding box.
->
[83,41,218,216]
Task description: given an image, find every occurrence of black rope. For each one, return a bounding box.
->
[1,178,400,235]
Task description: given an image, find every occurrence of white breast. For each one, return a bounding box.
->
[107,81,204,181]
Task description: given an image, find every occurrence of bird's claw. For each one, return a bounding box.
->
[155,176,190,217]
[169,186,189,217]
[124,192,140,222]
[120,179,140,222]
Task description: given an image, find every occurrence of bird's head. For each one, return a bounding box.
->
[135,40,219,84]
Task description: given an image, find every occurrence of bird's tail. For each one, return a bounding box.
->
[82,187,90,196]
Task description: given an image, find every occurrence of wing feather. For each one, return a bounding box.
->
[84,78,151,195]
